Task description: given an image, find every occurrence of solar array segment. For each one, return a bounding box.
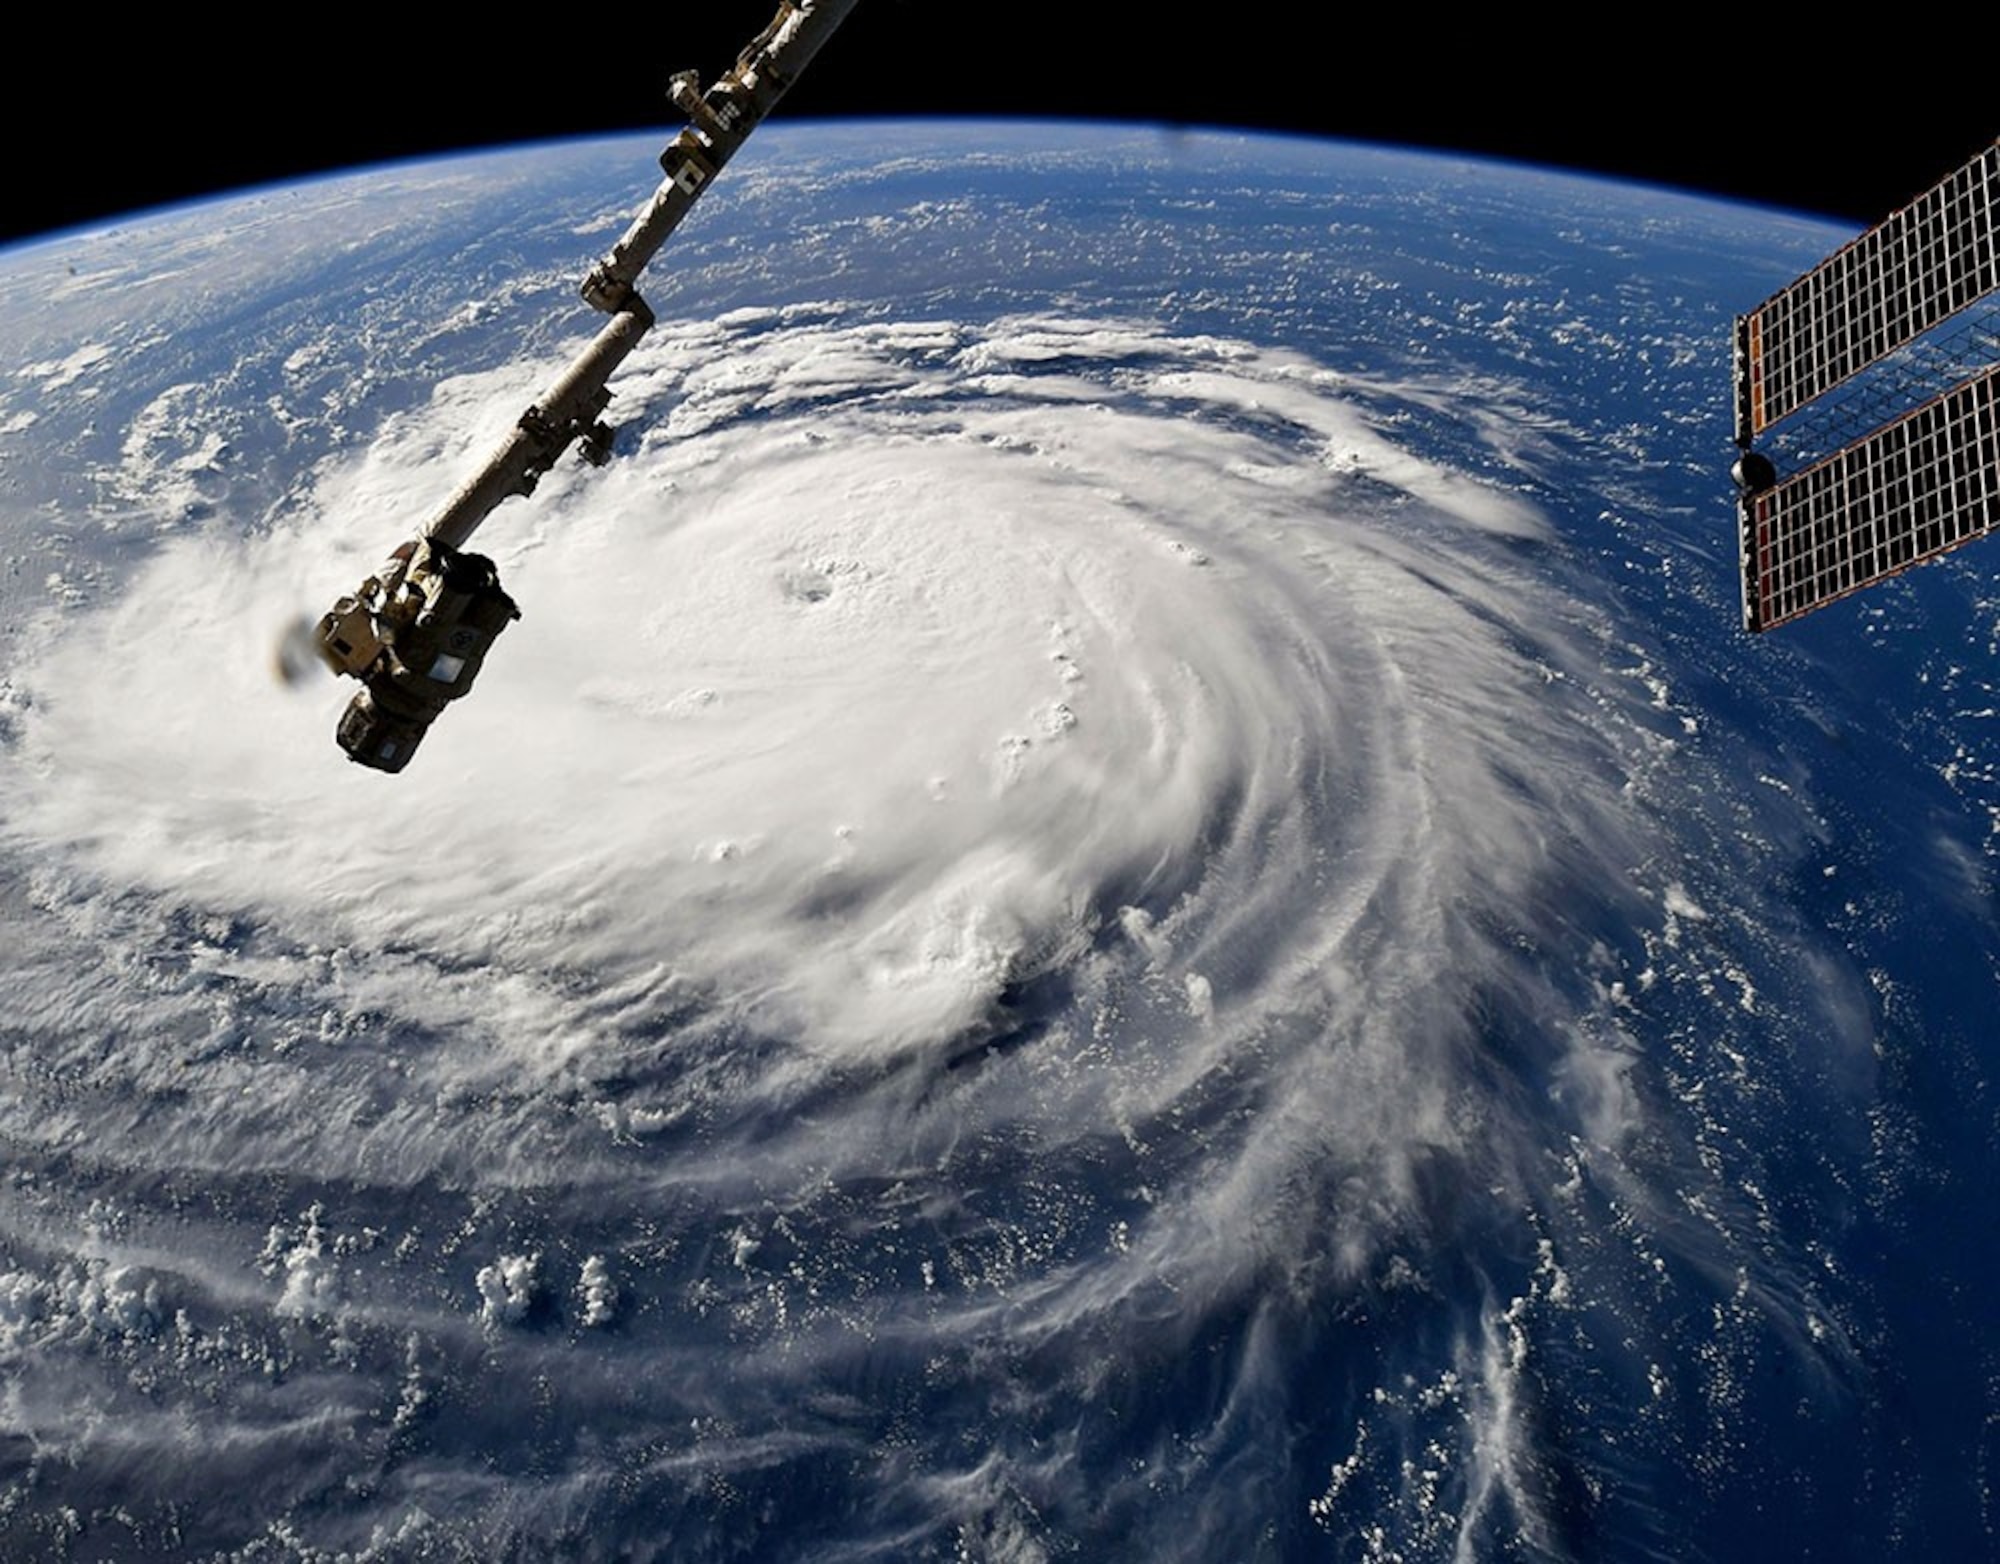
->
[1743,364,1999,630]
[1738,141,1998,441]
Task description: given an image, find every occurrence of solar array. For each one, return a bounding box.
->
[1742,364,1999,630]
[1737,142,1998,439]
[1733,139,2000,631]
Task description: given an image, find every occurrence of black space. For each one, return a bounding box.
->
[10,6,1992,246]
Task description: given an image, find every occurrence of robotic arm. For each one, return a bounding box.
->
[314,0,861,772]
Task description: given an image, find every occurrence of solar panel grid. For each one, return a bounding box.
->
[1743,142,1999,434]
[1733,141,1999,631]
[1750,366,2000,628]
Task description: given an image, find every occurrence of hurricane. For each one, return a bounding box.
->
[0,293,1874,1561]
[2,126,1984,1564]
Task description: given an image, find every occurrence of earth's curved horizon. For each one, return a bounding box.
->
[0,121,1994,1563]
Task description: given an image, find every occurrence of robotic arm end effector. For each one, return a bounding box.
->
[316,538,522,773]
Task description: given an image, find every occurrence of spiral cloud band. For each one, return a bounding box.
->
[2,302,1853,1559]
